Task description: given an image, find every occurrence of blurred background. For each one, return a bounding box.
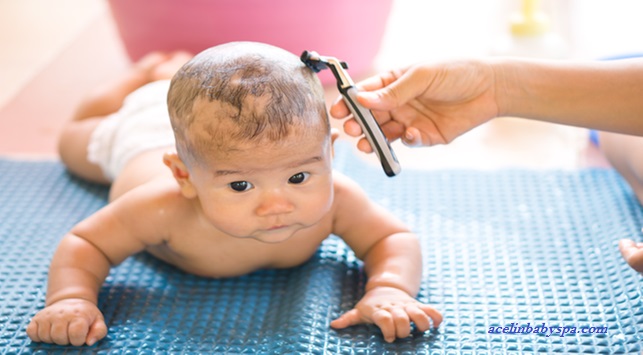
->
[0,0,642,170]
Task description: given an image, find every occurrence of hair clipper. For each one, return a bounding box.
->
[300,50,401,177]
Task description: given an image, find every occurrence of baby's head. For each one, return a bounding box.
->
[164,42,335,243]
[167,41,329,167]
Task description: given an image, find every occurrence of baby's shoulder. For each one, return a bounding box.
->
[73,177,189,245]
[330,170,371,207]
[113,177,193,221]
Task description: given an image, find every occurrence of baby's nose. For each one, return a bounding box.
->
[255,190,295,216]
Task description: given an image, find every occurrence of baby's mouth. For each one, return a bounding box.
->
[266,225,288,231]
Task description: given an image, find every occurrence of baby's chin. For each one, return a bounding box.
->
[240,226,302,244]
[242,234,295,244]
[245,236,292,244]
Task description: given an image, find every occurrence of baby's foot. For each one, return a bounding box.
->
[150,51,194,81]
[619,239,643,273]
[132,52,169,73]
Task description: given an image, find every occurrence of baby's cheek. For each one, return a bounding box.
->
[204,205,251,231]
[304,190,333,218]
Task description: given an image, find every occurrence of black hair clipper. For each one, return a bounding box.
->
[301,50,401,177]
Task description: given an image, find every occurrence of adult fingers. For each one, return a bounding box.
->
[351,119,406,154]
[343,119,364,137]
[329,96,351,119]
[402,127,432,147]
[619,239,637,258]
[356,68,426,113]
[356,138,374,154]
[619,239,643,272]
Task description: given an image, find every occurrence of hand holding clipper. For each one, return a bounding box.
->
[301,51,401,177]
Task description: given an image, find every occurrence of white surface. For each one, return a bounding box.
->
[0,0,106,109]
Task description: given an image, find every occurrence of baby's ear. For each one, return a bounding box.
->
[163,152,197,199]
[330,128,340,158]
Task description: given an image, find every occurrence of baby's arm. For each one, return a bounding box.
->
[329,174,442,342]
[26,181,170,346]
[26,232,113,346]
[331,232,443,342]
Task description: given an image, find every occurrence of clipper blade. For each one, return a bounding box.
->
[300,50,326,72]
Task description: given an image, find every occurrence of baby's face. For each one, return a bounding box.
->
[186,126,334,244]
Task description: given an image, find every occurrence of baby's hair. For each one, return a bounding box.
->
[167,42,328,165]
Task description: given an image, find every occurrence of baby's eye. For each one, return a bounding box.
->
[288,172,310,184]
[229,181,253,192]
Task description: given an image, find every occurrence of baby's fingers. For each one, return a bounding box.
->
[371,309,396,343]
[390,308,411,339]
[418,304,443,328]
[26,318,50,343]
[51,319,74,345]
[85,316,108,346]
[37,319,54,344]
[330,309,362,330]
[406,304,433,332]
[26,320,38,342]
[66,318,92,346]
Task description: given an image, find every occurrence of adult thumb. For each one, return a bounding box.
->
[356,70,423,111]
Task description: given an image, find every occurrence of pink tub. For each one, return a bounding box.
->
[107,0,393,82]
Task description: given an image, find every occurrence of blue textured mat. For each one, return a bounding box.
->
[1,146,642,354]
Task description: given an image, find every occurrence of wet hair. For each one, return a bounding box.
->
[167,41,328,165]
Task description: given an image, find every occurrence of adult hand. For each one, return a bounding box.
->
[330,59,499,153]
[619,239,643,273]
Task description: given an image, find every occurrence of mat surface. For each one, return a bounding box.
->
[0,146,642,354]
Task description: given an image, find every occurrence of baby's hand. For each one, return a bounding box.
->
[26,298,107,346]
[619,239,643,273]
[330,286,442,342]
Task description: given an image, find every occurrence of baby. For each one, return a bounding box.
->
[26,42,442,347]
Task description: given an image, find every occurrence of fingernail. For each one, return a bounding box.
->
[87,338,96,346]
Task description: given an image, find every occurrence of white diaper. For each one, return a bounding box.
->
[87,80,175,181]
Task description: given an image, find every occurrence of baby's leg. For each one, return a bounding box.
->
[59,118,110,183]
[58,53,170,183]
[599,131,643,273]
